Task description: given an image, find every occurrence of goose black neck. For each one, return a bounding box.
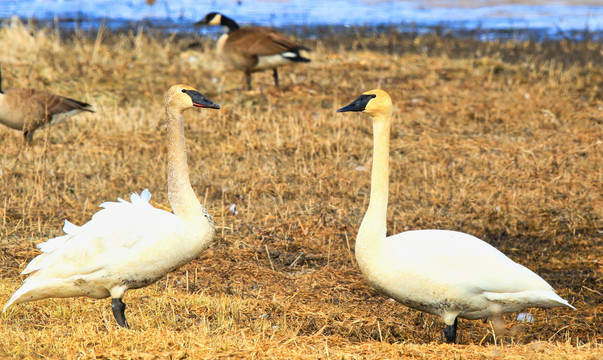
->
[221,15,240,32]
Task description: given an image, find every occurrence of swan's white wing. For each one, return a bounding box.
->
[22,190,184,280]
[35,221,79,254]
[384,230,556,294]
[375,229,573,316]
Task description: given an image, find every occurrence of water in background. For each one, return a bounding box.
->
[0,0,602,40]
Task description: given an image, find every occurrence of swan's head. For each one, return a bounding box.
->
[195,12,223,26]
[337,89,392,118]
[165,84,220,112]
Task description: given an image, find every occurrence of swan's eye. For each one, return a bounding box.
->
[181,89,187,93]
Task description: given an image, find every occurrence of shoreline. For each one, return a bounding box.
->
[3,15,603,43]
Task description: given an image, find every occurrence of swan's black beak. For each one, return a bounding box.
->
[337,94,376,113]
[187,90,220,109]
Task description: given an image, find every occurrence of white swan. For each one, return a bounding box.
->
[337,89,574,343]
[3,84,219,328]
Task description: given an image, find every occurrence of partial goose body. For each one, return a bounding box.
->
[216,28,308,72]
[4,85,220,328]
[197,12,310,89]
[337,90,574,343]
[0,68,93,142]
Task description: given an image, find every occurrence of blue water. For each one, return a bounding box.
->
[1,0,602,40]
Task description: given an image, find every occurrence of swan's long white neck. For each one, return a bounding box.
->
[165,106,203,221]
[356,112,392,271]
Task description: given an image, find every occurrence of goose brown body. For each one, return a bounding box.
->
[196,12,310,89]
[0,69,93,142]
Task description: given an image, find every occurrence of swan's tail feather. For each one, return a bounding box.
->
[554,295,576,310]
[484,290,575,310]
[3,280,39,312]
[3,278,90,312]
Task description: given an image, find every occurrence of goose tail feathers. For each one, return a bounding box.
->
[283,49,311,63]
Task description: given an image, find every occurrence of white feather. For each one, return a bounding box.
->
[254,54,296,71]
[281,52,297,59]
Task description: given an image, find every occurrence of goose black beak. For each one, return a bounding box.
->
[187,90,220,109]
[194,13,213,27]
[337,94,376,113]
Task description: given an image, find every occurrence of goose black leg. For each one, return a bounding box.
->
[273,68,279,87]
[443,317,458,343]
[245,73,252,90]
[111,298,130,328]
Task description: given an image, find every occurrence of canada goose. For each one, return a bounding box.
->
[0,67,94,143]
[196,12,310,90]
[3,84,219,328]
[337,89,574,343]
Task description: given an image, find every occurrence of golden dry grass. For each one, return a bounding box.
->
[0,18,601,359]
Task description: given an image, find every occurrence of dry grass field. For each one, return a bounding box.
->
[0,18,601,359]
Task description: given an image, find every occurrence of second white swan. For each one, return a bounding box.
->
[337,89,574,343]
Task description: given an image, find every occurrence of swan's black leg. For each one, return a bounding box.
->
[273,68,279,87]
[444,317,458,343]
[23,130,33,144]
[111,298,130,328]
